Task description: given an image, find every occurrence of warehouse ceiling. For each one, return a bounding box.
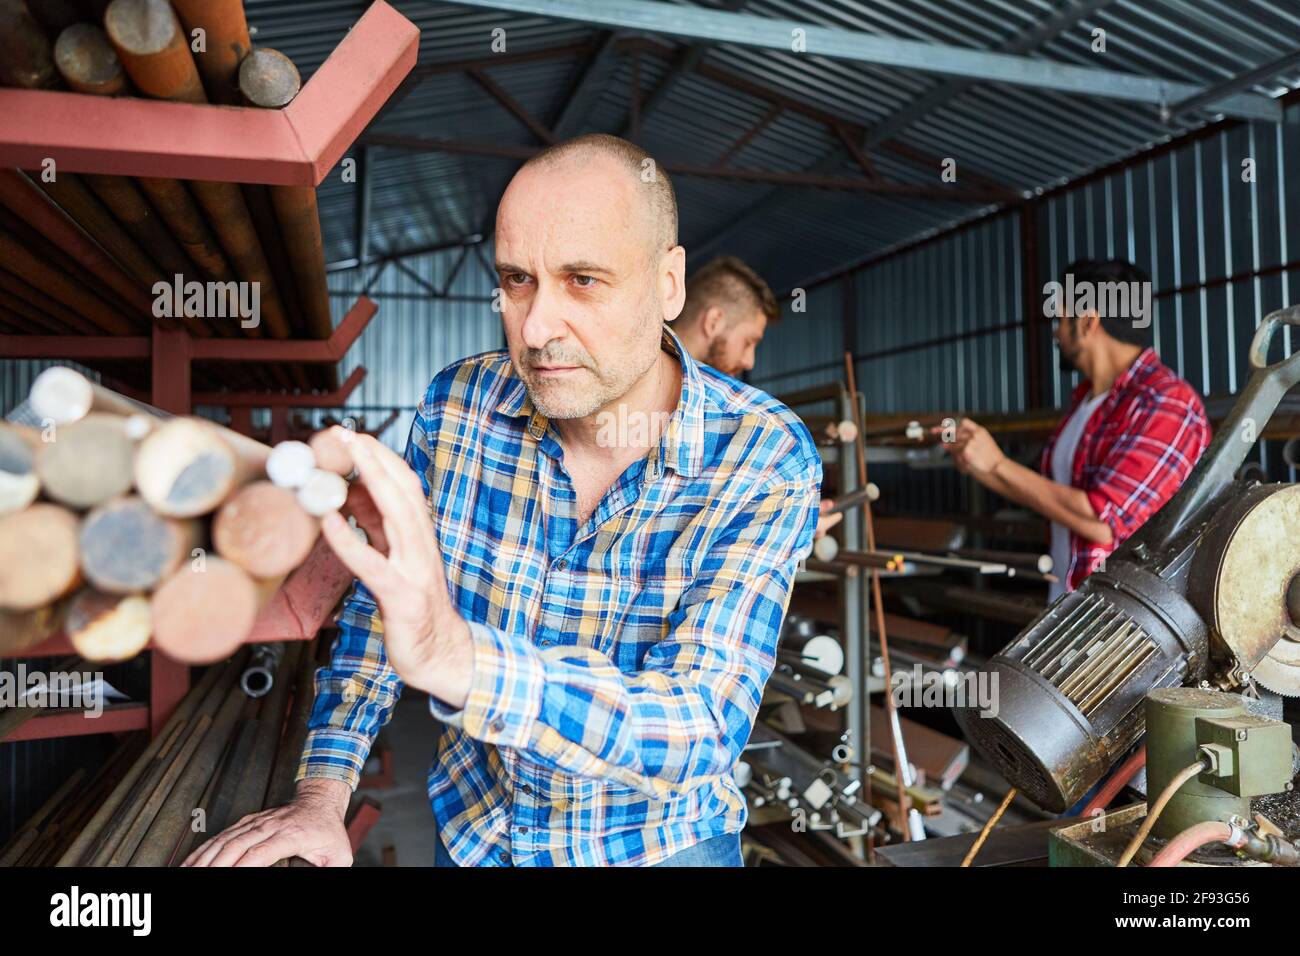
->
[242,0,1300,294]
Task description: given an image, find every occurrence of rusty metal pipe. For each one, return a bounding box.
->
[221,641,304,828]
[57,661,231,866]
[53,22,127,93]
[0,227,138,332]
[0,0,57,88]
[104,0,205,102]
[0,270,105,333]
[171,0,251,106]
[34,173,168,290]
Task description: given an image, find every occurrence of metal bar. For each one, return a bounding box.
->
[441,0,1281,121]
[0,1,419,185]
[551,33,620,139]
[1,703,149,743]
[715,102,781,166]
[1169,48,1300,121]
[468,67,556,144]
[834,124,879,181]
[361,134,1006,201]
[194,367,366,406]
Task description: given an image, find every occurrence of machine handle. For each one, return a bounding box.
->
[1147,305,1300,549]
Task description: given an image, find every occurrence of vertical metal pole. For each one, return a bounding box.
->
[1020,200,1043,410]
[150,325,192,736]
[270,406,290,445]
[839,274,868,853]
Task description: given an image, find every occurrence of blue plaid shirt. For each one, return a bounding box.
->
[298,325,822,865]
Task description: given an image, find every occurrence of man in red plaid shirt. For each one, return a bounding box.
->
[940,259,1210,600]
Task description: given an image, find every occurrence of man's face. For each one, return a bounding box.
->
[494,156,684,420]
[704,310,767,378]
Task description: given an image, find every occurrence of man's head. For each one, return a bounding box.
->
[1054,258,1150,373]
[494,133,685,420]
[673,256,779,377]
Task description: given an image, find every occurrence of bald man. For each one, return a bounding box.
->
[187,133,822,868]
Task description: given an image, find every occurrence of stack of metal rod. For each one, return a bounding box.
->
[0,367,353,664]
[0,636,325,867]
[0,0,336,392]
[768,614,852,712]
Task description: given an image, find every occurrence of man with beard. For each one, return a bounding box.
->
[673,256,842,539]
[938,259,1209,601]
[185,133,822,867]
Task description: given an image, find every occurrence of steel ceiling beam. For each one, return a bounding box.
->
[441,0,1281,121]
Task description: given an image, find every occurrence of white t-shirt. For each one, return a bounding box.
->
[1048,390,1109,602]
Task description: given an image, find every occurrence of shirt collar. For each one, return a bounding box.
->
[493,324,707,479]
[1072,347,1157,406]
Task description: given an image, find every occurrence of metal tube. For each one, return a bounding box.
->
[65,590,153,662]
[264,637,319,806]
[134,417,269,518]
[0,229,136,334]
[213,481,318,579]
[170,0,251,105]
[104,0,205,102]
[150,557,273,663]
[35,173,168,290]
[0,422,40,516]
[223,642,304,827]
[79,496,201,593]
[33,412,135,509]
[0,503,81,611]
[55,660,227,866]
[53,22,128,94]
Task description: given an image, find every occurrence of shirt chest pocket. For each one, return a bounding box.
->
[595,558,696,673]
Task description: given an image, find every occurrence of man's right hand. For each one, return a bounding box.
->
[182,777,353,867]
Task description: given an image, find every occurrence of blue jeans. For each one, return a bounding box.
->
[433,829,743,867]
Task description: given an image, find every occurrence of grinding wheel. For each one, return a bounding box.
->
[1189,483,1300,695]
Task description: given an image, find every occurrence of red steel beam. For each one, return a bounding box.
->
[194,366,366,406]
[0,294,375,362]
[0,2,418,186]
[3,703,149,743]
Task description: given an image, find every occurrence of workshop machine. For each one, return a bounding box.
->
[954,306,1300,864]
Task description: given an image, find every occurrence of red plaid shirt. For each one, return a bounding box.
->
[1040,348,1210,591]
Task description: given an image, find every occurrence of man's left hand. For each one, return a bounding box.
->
[317,428,470,700]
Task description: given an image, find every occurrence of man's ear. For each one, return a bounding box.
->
[700,305,727,340]
[1077,309,1101,339]
[661,244,687,323]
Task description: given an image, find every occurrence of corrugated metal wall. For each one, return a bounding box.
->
[756,103,1300,428]
[326,245,502,453]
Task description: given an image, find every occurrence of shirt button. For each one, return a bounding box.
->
[521,783,532,794]
[490,718,505,734]
[518,826,529,834]
[539,638,553,647]
[554,559,567,571]
[498,850,510,864]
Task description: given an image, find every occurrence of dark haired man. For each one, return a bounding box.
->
[939,259,1210,600]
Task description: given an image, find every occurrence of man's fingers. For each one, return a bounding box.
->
[322,511,395,595]
[350,439,424,559]
[231,831,310,868]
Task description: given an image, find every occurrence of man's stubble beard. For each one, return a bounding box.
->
[704,335,739,377]
[520,306,663,420]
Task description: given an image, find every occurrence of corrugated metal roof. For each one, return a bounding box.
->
[246,0,1300,292]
